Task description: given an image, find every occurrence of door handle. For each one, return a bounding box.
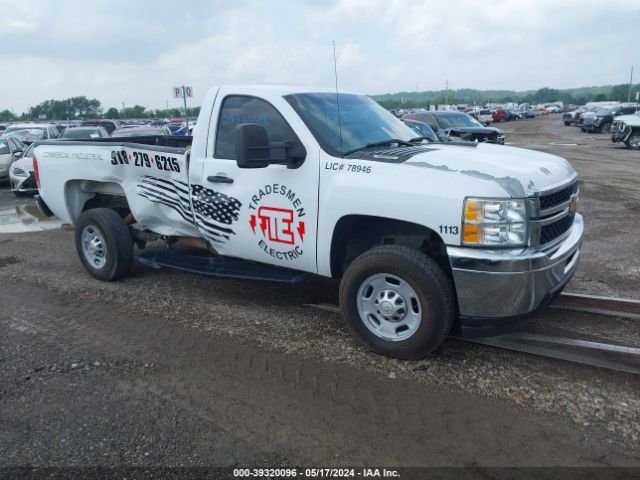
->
[207,174,234,184]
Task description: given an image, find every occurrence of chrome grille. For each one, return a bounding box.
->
[539,182,578,211]
[530,180,578,248]
[540,213,575,245]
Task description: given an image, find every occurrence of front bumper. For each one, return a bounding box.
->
[611,125,632,143]
[447,213,583,337]
[10,171,37,192]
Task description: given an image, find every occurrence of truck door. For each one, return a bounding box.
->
[195,93,318,274]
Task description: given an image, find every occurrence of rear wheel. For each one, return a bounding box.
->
[339,246,455,360]
[600,122,612,134]
[75,208,134,281]
[564,121,571,126]
[625,132,640,150]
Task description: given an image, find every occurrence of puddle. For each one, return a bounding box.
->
[0,205,63,234]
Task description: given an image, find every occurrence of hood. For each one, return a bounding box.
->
[403,143,575,197]
[614,114,640,125]
[11,155,33,171]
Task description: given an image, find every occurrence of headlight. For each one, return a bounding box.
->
[462,198,528,247]
[11,167,28,177]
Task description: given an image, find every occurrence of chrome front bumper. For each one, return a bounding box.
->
[447,213,583,337]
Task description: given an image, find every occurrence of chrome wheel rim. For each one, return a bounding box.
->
[630,136,640,148]
[357,273,422,341]
[81,225,107,269]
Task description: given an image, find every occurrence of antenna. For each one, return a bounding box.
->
[333,40,344,155]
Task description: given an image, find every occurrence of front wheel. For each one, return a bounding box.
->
[600,122,612,134]
[625,132,640,150]
[339,246,456,360]
[75,208,134,281]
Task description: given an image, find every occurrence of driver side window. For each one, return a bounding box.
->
[214,95,299,160]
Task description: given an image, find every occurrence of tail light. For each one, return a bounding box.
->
[33,155,40,188]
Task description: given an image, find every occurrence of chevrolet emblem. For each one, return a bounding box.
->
[569,194,578,214]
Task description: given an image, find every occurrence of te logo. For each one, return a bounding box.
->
[250,206,305,245]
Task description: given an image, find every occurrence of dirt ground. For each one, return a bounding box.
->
[1,116,639,472]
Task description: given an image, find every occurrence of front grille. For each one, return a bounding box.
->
[539,182,578,211]
[540,214,574,244]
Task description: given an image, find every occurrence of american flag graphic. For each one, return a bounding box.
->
[136,176,242,246]
[191,184,241,244]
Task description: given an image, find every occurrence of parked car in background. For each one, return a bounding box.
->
[518,109,536,119]
[402,111,505,144]
[563,106,589,126]
[401,119,439,142]
[9,143,37,195]
[506,110,520,121]
[3,123,60,141]
[111,126,172,138]
[611,113,640,150]
[81,119,126,136]
[580,104,638,133]
[60,126,109,140]
[492,109,509,122]
[0,135,26,184]
[469,109,493,125]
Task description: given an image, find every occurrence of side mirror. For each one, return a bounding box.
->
[234,123,271,169]
[13,150,23,158]
[234,123,306,169]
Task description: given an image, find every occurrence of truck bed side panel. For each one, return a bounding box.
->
[35,141,202,238]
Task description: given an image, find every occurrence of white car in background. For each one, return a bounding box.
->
[0,135,26,184]
[3,123,60,141]
[475,109,493,125]
[9,143,37,196]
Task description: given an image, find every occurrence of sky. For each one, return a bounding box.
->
[1,0,638,114]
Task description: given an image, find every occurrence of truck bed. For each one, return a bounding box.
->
[34,137,202,239]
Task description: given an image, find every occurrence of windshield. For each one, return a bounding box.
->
[61,128,103,139]
[434,113,483,129]
[285,93,417,156]
[593,107,616,115]
[5,126,46,135]
[0,140,9,155]
[5,128,46,142]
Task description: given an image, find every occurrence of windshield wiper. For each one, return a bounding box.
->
[409,136,435,143]
[344,138,414,155]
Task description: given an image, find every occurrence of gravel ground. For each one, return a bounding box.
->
[1,116,639,468]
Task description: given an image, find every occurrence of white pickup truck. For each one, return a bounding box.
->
[33,85,583,359]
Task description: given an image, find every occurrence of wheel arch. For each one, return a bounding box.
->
[329,214,453,281]
[65,180,131,223]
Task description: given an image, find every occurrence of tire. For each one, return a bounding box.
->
[339,246,455,360]
[564,121,571,126]
[75,208,134,281]
[625,132,640,150]
[600,122,612,134]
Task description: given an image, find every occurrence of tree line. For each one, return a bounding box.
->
[373,84,640,110]
[2,83,638,123]
[0,96,201,122]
